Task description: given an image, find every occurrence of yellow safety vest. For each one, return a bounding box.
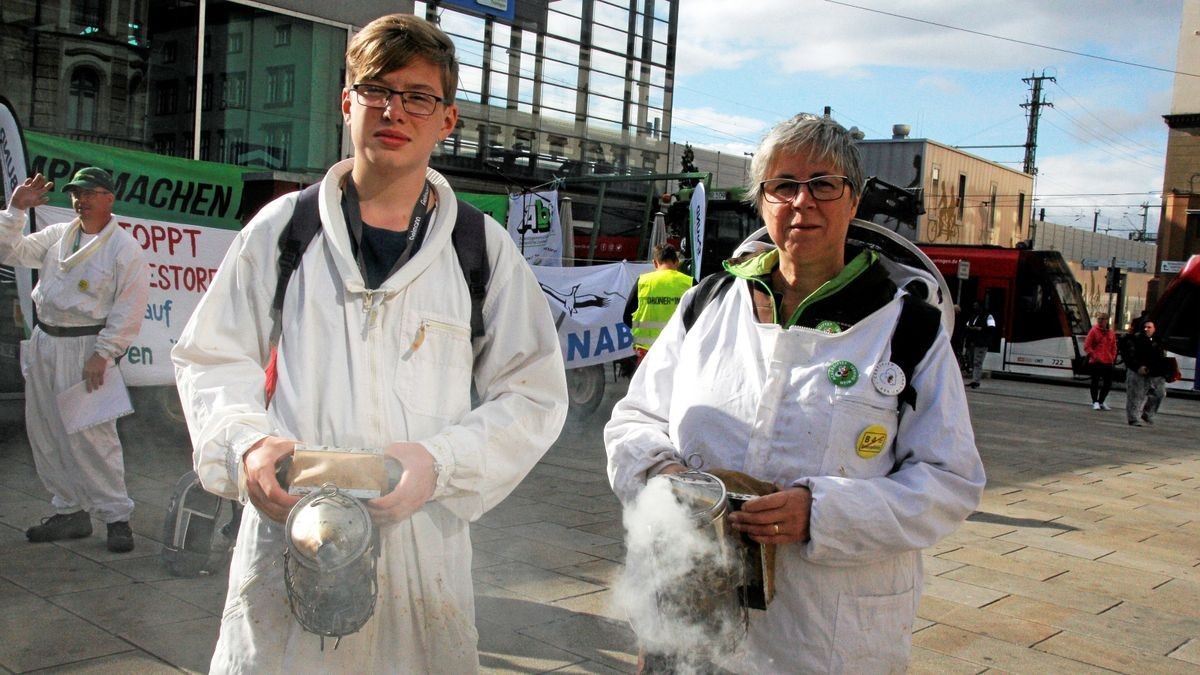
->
[632,268,694,350]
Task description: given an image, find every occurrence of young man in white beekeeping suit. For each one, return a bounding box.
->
[171,13,567,673]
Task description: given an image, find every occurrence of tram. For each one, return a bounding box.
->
[920,246,1090,378]
[1148,255,1199,391]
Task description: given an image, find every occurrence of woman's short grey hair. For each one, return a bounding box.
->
[744,113,864,207]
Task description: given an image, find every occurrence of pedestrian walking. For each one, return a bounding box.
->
[1124,320,1167,426]
[1084,313,1116,410]
[964,300,994,388]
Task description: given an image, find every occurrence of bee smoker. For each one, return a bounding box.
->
[634,470,749,661]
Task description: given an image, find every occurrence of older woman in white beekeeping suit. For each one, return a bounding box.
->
[605,112,986,673]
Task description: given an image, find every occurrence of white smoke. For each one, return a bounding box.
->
[613,475,747,671]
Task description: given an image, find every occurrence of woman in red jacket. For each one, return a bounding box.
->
[1084,313,1117,410]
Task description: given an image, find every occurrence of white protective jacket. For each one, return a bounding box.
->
[606,256,985,673]
[172,161,568,673]
[0,208,147,362]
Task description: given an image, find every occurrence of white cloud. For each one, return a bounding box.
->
[669,106,772,148]
[1033,149,1164,233]
[915,74,966,96]
[675,0,1182,77]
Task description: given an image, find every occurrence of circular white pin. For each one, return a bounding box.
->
[871,361,906,396]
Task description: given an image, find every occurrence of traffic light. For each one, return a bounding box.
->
[1105,266,1122,293]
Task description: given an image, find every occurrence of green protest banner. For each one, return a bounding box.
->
[459,192,509,224]
[26,131,246,230]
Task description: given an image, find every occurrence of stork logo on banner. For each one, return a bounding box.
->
[539,283,618,319]
[532,262,650,368]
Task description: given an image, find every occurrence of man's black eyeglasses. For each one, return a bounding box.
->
[350,83,448,117]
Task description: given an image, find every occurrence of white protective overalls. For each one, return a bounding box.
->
[606,256,986,673]
[0,208,147,522]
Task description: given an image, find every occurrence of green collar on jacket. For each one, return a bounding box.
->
[723,248,878,328]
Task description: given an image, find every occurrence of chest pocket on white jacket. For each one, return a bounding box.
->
[821,395,898,479]
[396,314,473,419]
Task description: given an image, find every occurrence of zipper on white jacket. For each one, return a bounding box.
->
[410,319,470,353]
[362,289,379,339]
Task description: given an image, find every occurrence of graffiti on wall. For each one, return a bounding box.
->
[925,181,961,243]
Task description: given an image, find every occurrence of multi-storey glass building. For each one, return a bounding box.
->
[1,0,678,192]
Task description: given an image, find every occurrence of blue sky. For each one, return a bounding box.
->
[670,0,1183,235]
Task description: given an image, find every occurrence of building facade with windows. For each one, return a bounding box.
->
[857,132,1034,248]
[0,0,679,196]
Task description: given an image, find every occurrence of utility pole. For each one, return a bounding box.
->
[1021,71,1055,176]
[1139,202,1149,241]
[1092,210,1100,233]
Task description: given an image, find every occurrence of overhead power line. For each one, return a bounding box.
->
[824,0,1197,77]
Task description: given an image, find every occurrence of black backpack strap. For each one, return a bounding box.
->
[452,199,489,340]
[270,189,490,348]
[682,271,735,333]
[270,183,323,346]
[890,294,942,411]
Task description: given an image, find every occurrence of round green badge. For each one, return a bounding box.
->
[815,320,842,334]
[827,359,859,387]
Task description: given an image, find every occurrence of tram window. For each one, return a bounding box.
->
[1152,277,1199,356]
[983,287,1005,351]
[1014,275,1063,343]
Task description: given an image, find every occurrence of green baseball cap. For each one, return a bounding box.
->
[63,167,116,194]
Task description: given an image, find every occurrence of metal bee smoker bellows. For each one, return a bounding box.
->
[283,484,380,649]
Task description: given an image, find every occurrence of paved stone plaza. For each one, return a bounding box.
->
[0,375,1198,673]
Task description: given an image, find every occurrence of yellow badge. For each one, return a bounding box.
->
[77,279,89,292]
[856,424,888,458]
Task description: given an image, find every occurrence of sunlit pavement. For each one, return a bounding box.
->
[1,375,1198,673]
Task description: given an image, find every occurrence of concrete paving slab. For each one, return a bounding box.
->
[938,545,1066,581]
[120,616,219,674]
[917,595,1060,647]
[1,545,132,597]
[907,645,989,674]
[1134,578,1200,620]
[476,532,602,569]
[1169,637,1200,666]
[1101,600,1200,639]
[474,580,597,632]
[912,623,1112,674]
[518,614,638,672]
[148,574,231,616]
[1034,630,1196,674]
[1095,549,1200,584]
[922,574,1010,609]
[0,595,132,672]
[987,594,1190,655]
[549,588,628,624]
[543,659,625,674]
[474,560,606,603]
[922,552,967,576]
[943,560,1121,613]
[24,650,178,674]
[477,617,587,674]
[49,583,211,633]
[996,528,1116,561]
